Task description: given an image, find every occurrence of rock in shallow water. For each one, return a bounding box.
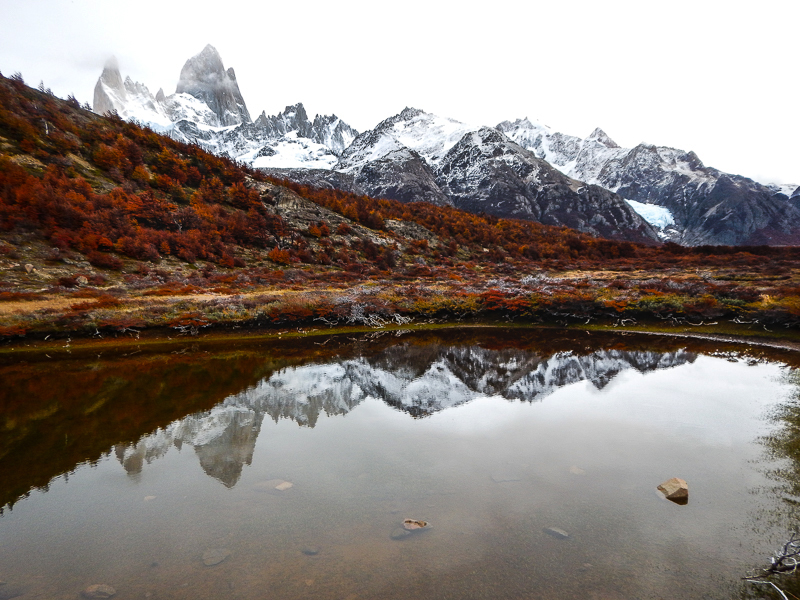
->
[657,477,689,504]
[82,584,117,599]
[202,548,231,566]
[403,519,429,531]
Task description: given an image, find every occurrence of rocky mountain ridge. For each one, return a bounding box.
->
[93,46,799,246]
[269,109,659,243]
[497,118,800,245]
[92,46,357,169]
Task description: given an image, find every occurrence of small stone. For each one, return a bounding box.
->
[569,466,586,476]
[543,527,570,540]
[76,275,89,286]
[202,548,231,566]
[24,264,34,274]
[657,477,689,504]
[275,481,293,491]
[301,546,320,556]
[82,584,116,599]
[143,496,156,501]
[390,527,412,540]
[403,518,429,530]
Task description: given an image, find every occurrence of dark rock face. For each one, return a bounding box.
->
[176,44,250,126]
[598,144,800,245]
[354,148,452,206]
[435,128,657,242]
[498,118,800,245]
[261,168,364,195]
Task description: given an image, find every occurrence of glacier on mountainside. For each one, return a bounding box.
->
[624,199,675,237]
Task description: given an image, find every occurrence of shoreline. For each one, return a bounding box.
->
[3,318,800,361]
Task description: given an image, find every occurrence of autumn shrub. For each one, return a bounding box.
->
[335,223,353,235]
[57,275,79,288]
[268,247,292,265]
[70,295,123,311]
[87,251,123,270]
[0,291,38,301]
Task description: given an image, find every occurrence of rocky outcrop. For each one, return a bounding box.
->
[175,44,250,126]
[260,168,364,194]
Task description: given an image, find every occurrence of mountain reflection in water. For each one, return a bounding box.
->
[113,344,695,487]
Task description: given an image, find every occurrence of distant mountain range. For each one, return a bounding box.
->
[94,45,800,246]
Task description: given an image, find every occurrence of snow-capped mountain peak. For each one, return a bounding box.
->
[91,48,358,170]
[175,44,250,126]
[586,127,619,148]
[337,108,477,172]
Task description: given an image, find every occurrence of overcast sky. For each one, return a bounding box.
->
[1,0,797,185]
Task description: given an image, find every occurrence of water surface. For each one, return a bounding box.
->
[1,329,798,599]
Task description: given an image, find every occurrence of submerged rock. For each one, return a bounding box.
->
[657,477,689,504]
[301,546,320,556]
[82,584,117,599]
[202,548,231,566]
[543,527,570,540]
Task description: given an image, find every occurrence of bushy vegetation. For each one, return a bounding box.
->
[1,72,800,341]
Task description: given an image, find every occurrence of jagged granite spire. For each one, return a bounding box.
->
[93,56,126,115]
[176,44,250,126]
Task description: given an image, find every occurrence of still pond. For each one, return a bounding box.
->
[2,328,800,599]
